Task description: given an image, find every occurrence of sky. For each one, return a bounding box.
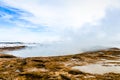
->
[0,0,120,48]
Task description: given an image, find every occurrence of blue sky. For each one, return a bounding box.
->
[0,0,120,48]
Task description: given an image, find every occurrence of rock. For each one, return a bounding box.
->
[68,69,85,75]
[15,69,21,73]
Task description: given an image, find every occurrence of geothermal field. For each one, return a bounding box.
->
[0,43,120,80]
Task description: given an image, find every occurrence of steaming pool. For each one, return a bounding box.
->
[3,43,120,57]
[5,45,82,57]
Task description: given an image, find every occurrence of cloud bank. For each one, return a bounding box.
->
[0,0,120,48]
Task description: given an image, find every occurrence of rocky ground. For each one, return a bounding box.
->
[0,47,120,80]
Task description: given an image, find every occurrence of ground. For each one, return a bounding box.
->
[0,47,120,80]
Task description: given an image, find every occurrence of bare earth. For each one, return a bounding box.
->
[0,47,120,80]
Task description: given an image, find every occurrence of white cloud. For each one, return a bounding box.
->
[1,0,120,44]
[0,27,61,43]
[3,0,120,30]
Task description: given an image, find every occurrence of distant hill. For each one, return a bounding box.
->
[0,42,24,44]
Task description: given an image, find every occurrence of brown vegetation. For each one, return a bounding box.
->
[0,47,120,80]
